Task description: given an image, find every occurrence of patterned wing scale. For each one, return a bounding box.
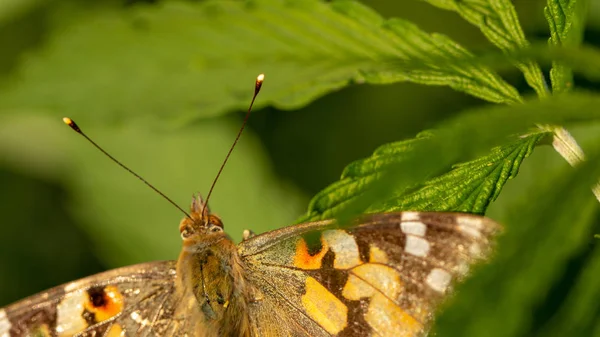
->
[240,212,500,337]
[1,212,499,337]
[0,261,195,337]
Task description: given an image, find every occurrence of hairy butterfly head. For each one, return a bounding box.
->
[179,195,226,249]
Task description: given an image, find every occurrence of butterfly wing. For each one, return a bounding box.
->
[239,212,500,337]
[0,261,197,337]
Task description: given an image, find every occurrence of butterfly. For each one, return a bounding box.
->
[0,195,500,337]
[0,75,501,336]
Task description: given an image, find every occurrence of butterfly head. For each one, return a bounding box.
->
[179,195,225,244]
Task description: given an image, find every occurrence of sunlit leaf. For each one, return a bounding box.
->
[545,0,589,93]
[0,0,521,126]
[423,0,549,97]
[380,132,548,213]
[298,131,547,222]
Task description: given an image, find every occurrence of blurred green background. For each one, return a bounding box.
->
[0,0,598,309]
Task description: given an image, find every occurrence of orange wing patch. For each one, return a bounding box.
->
[294,237,329,270]
[366,294,422,337]
[84,285,124,322]
[341,243,422,336]
[302,276,348,334]
[106,323,124,337]
[343,263,422,336]
[368,244,389,263]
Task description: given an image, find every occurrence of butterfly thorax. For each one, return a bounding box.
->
[176,196,251,337]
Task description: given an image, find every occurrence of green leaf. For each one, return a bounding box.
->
[298,131,547,222]
[353,16,521,104]
[545,0,589,93]
[0,0,50,25]
[380,132,548,213]
[368,44,600,93]
[423,0,549,98]
[536,242,600,337]
[432,137,600,337]
[301,92,600,224]
[0,0,521,126]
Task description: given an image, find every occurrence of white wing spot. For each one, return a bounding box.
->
[401,212,421,222]
[426,268,452,293]
[323,230,362,269]
[56,291,88,335]
[456,261,470,276]
[0,309,11,337]
[131,311,151,327]
[64,281,80,293]
[401,221,427,237]
[457,225,481,238]
[469,243,482,257]
[459,216,483,228]
[404,236,430,257]
[457,217,483,238]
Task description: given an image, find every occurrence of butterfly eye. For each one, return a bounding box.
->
[207,214,224,229]
[181,229,191,239]
[210,225,223,233]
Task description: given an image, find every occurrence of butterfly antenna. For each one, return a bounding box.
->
[62,117,191,219]
[202,74,265,217]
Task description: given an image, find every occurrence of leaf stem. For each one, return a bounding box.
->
[547,125,600,202]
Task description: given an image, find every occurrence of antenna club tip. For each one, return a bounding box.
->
[63,117,82,133]
[254,74,264,94]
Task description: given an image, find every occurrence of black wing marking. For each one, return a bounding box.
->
[239,212,500,337]
[2,261,197,337]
